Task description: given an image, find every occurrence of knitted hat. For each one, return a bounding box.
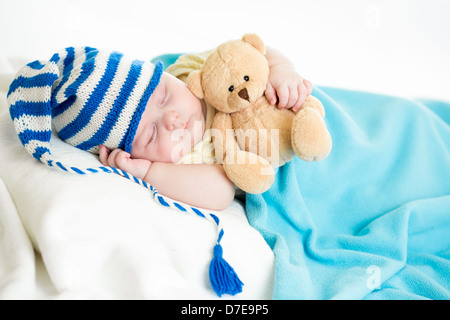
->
[7,47,243,297]
[8,46,163,166]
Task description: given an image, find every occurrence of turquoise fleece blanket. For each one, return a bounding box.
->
[155,54,449,299]
[246,86,450,300]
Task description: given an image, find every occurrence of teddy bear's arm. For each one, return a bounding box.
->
[211,112,238,164]
[211,111,276,194]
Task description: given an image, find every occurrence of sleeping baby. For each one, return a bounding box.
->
[8,44,312,210]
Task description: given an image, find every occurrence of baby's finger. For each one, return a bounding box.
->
[115,151,133,171]
[277,85,289,109]
[98,145,111,166]
[265,82,277,105]
[107,148,123,168]
[292,83,307,112]
[292,84,303,112]
[299,82,308,105]
[287,86,299,109]
[304,79,312,95]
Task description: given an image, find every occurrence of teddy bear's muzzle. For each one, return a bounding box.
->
[238,88,249,101]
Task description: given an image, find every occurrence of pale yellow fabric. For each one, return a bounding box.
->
[176,129,215,164]
[165,51,212,83]
[166,51,218,165]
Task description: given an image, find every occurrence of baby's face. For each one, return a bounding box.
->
[130,72,206,163]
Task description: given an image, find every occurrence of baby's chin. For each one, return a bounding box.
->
[167,120,205,163]
[170,133,196,163]
[170,145,192,164]
[191,119,205,141]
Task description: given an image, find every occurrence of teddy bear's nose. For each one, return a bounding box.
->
[238,88,249,101]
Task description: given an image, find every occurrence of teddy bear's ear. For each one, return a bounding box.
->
[186,70,204,99]
[242,33,266,55]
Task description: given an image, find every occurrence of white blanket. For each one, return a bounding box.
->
[0,57,274,299]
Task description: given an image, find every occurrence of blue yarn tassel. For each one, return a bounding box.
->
[209,243,244,297]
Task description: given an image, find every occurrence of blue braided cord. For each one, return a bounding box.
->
[209,214,220,225]
[217,229,224,243]
[42,160,218,226]
[56,162,67,171]
[174,203,187,212]
[191,207,206,218]
[70,167,85,174]
[157,195,170,207]
[110,167,120,174]
[47,160,225,244]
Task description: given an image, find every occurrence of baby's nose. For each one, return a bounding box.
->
[163,111,182,130]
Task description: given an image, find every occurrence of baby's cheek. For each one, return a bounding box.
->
[166,130,191,163]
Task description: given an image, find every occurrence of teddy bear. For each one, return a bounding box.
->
[187,34,332,194]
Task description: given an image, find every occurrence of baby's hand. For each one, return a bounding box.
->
[99,145,151,180]
[265,64,313,112]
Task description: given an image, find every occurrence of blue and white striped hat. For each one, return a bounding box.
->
[7,46,163,167]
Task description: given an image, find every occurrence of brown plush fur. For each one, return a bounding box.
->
[187,34,332,194]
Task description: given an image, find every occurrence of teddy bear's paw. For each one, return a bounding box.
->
[291,107,332,161]
[223,151,275,194]
[299,95,325,118]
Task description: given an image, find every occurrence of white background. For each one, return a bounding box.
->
[1,0,449,101]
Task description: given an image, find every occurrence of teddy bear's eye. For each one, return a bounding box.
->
[228,85,234,92]
[244,75,249,81]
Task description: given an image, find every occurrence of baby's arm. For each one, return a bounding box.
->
[265,46,313,112]
[144,162,235,211]
[99,146,235,211]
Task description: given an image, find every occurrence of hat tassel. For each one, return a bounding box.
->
[209,242,244,297]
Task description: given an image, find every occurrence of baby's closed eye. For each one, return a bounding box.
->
[158,82,168,107]
[148,124,157,144]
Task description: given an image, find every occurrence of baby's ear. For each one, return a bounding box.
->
[187,70,204,99]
